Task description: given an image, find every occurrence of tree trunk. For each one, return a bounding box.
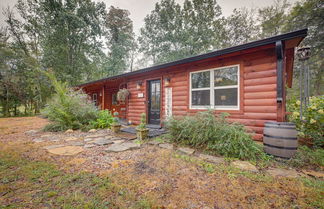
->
[4,87,10,117]
[24,102,27,115]
[14,104,17,116]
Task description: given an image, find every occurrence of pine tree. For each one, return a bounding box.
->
[105,6,136,75]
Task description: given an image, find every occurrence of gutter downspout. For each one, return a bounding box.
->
[276,40,284,103]
[276,40,284,121]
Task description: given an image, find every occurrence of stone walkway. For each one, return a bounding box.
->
[26,129,322,179]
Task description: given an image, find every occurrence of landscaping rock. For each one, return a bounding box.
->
[231,161,258,172]
[105,135,115,139]
[93,138,113,146]
[40,134,60,142]
[88,129,97,133]
[85,134,106,138]
[267,168,302,178]
[25,130,38,135]
[32,138,44,143]
[105,142,140,152]
[302,170,324,178]
[43,144,65,150]
[84,144,96,148]
[84,138,94,142]
[199,154,225,164]
[159,143,173,150]
[69,141,84,146]
[147,140,161,145]
[65,136,79,141]
[65,129,74,133]
[112,139,125,144]
[177,147,195,155]
[47,146,84,156]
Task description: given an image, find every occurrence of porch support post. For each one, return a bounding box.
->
[101,85,105,110]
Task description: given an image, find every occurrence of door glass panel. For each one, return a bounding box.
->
[148,80,161,124]
[150,81,160,111]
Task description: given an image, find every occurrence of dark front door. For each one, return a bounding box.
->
[148,79,161,124]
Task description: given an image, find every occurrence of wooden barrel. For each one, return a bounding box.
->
[263,121,298,159]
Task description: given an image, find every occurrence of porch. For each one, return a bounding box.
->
[81,77,128,120]
[82,76,164,127]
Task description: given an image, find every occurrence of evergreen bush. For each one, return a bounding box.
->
[137,113,147,130]
[166,111,270,161]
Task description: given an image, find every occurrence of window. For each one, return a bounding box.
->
[190,65,239,110]
[191,70,210,106]
[92,93,98,106]
[112,93,117,105]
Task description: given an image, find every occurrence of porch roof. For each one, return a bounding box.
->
[78,28,307,88]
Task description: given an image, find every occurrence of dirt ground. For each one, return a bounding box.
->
[0,117,323,209]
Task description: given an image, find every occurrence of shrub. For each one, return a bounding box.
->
[112,112,119,125]
[41,72,98,131]
[287,146,324,168]
[287,96,324,148]
[91,110,114,129]
[166,111,270,161]
[137,113,147,130]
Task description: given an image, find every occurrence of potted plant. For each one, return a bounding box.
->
[111,112,121,133]
[136,113,149,140]
[117,88,129,102]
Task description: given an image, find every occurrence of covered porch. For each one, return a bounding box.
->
[81,77,128,120]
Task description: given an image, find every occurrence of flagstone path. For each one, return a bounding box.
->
[24,127,323,180]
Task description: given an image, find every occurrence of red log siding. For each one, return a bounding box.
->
[83,44,294,141]
[124,47,279,141]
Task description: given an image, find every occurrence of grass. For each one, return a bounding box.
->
[1,111,323,209]
[300,177,324,208]
[287,146,324,169]
[1,143,324,208]
[173,153,217,173]
[172,151,324,208]
[173,152,272,182]
[0,145,155,209]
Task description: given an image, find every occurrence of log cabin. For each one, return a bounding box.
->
[79,29,307,141]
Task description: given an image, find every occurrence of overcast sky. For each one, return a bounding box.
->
[1,0,299,34]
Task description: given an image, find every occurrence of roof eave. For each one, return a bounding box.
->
[78,28,308,87]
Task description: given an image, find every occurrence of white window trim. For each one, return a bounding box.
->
[189,64,240,110]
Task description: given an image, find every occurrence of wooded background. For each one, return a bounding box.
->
[0,0,322,117]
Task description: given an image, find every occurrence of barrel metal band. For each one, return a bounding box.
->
[265,125,296,130]
[263,143,297,150]
[264,134,297,140]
